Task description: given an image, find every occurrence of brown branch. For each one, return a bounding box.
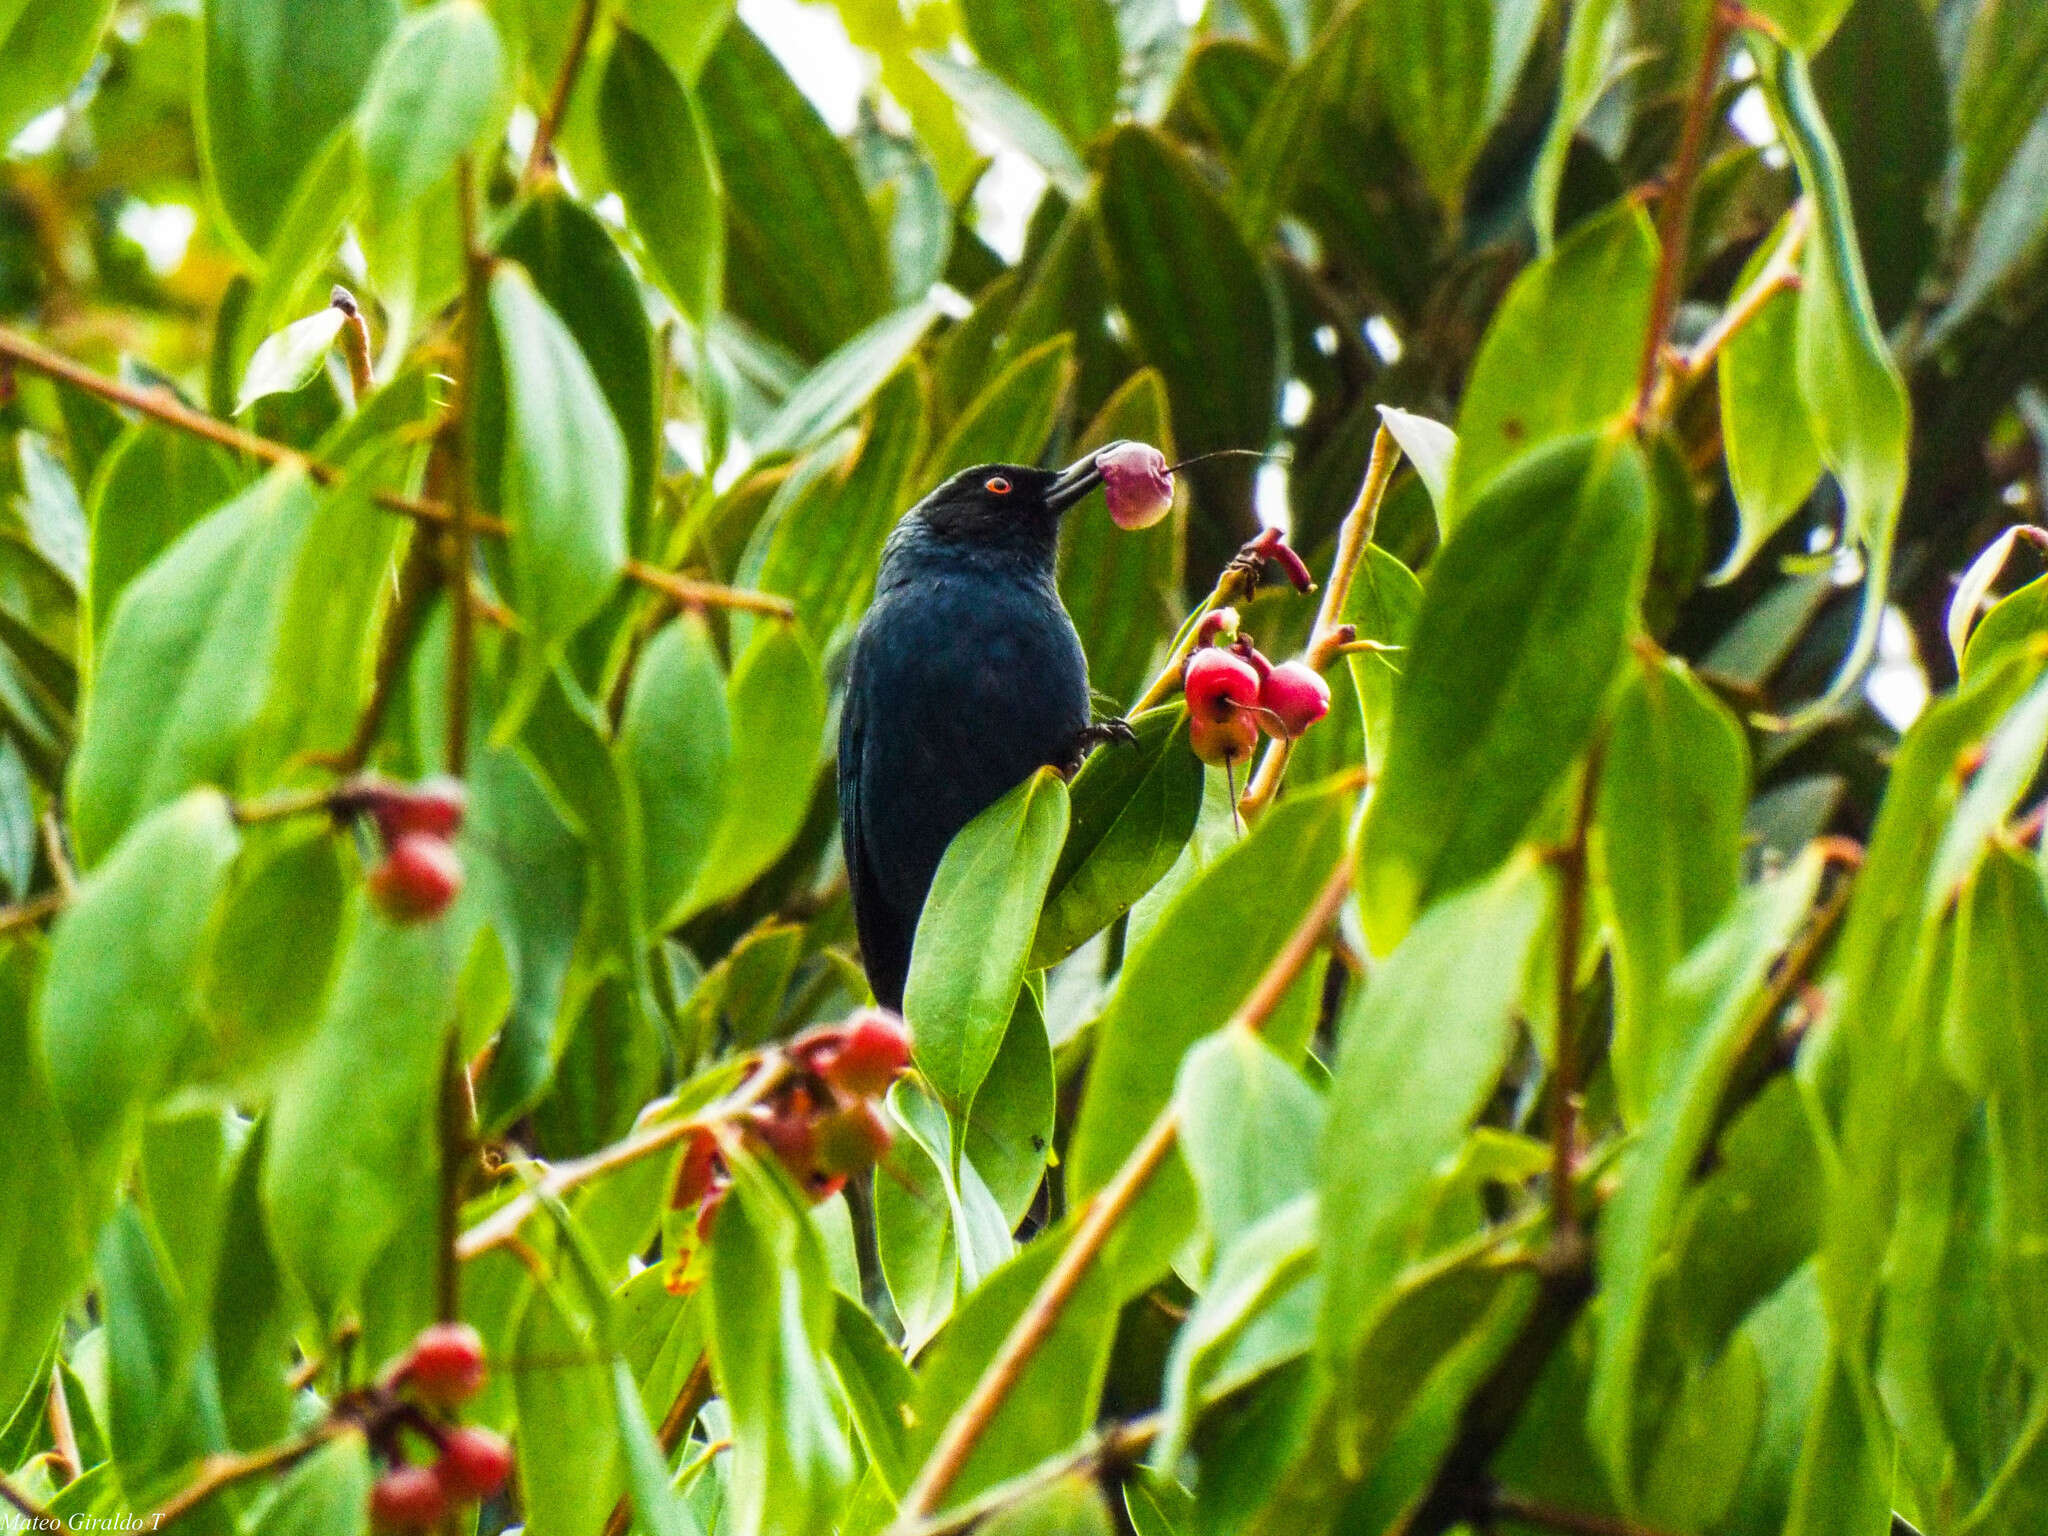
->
[524,0,601,186]
[624,560,798,620]
[1240,422,1401,820]
[151,1426,337,1530]
[1548,744,1604,1244]
[435,1032,472,1324]
[39,809,74,900]
[600,1355,714,1536]
[1669,198,1811,390]
[0,891,65,936]
[445,158,489,779]
[330,287,375,403]
[1630,1,1738,424]
[892,852,1358,1526]
[46,1366,80,1486]
[898,1415,1161,1536]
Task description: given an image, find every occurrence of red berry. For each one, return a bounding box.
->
[368,834,463,923]
[437,1427,513,1501]
[1258,661,1331,738]
[370,1465,449,1530]
[1183,647,1260,725]
[746,1091,819,1181]
[815,1099,894,1175]
[816,1010,913,1097]
[1099,441,1174,530]
[1189,710,1260,768]
[402,1323,487,1406]
[379,775,467,841]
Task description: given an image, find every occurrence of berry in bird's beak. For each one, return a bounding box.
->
[1258,660,1331,738]
[1100,441,1174,530]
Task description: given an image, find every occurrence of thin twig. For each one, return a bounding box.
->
[1669,198,1811,389]
[601,1355,714,1536]
[624,560,798,620]
[523,0,601,185]
[1548,746,1603,1243]
[330,287,375,403]
[892,853,1357,1526]
[1240,422,1401,820]
[898,1416,1161,1536]
[0,891,65,936]
[458,1058,794,1260]
[435,1033,471,1323]
[151,1426,337,1530]
[1490,1489,1685,1536]
[46,1366,80,1486]
[1630,0,1738,424]
[445,158,488,779]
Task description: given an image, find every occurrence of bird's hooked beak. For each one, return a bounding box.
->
[1044,441,1131,513]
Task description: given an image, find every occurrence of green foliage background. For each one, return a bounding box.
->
[1,0,2047,1532]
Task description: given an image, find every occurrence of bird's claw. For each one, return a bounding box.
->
[1064,717,1139,773]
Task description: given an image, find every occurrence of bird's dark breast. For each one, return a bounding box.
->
[840,562,1088,1005]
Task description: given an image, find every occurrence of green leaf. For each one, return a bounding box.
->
[1340,543,1425,772]
[830,1294,917,1496]
[906,768,1070,1114]
[497,187,661,556]
[915,53,1092,202]
[488,264,629,698]
[85,425,241,646]
[1097,126,1281,567]
[1320,858,1546,1355]
[1373,0,1501,206]
[209,1126,294,1451]
[679,622,824,915]
[1949,0,2048,239]
[1764,43,1912,719]
[1030,706,1203,967]
[202,832,348,1086]
[1598,652,1748,1123]
[0,942,88,1415]
[613,1356,706,1536]
[514,1277,624,1536]
[622,613,732,933]
[703,1149,853,1536]
[262,898,460,1318]
[70,468,316,865]
[41,791,240,1203]
[619,0,734,86]
[958,0,1119,146]
[356,0,505,230]
[1375,406,1455,524]
[1178,1027,1324,1255]
[753,301,943,457]
[698,22,888,360]
[1530,0,1628,249]
[1058,369,1186,707]
[983,1477,1118,1536]
[1360,434,1651,951]
[239,1432,372,1536]
[201,0,399,254]
[1589,848,1824,1510]
[1714,211,1824,584]
[0,0,117,148]
[748,365,929,645]
[601,26,723,326]
[13,432,86,589]
[1070,780,1351,1205]
[924,333,1074,481]
[98,1201,196,1487]
[1448,201,1658,518]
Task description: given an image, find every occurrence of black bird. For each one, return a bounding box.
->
[839,448,1136,1010]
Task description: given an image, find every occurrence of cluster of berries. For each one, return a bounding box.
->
[336,776,467,923]
[1181,608,1331,768]
[672,1010,914,1243]
[367,1324,513,1530]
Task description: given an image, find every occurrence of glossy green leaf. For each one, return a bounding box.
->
[1948,0,2048,238]
[356,0,505,230]
[0,0,117,147]
[488,264,629,694]
[906,768,1069,1113]
[602,26,723,325]
[201,0,398,253]
[1360,434,1651,951]
[704,1149,853,1536]
[984,1477,1118,1535]
[13,432,85,588]
[613,1356,706,1536]
[497,187,660,554]
[1375,406,1454,521]
[1058,369,1185,707]
[84,425,241,646]
[262,897,460,1318]
[515,1278,624,1536]
[1373,0,1499,206]
[1599,652,1748,1123]
[41,790,239,1202]
[0,942,88,1415]
[1320,858,1546,1353]
[1097,126,1281,566]
[915,52,1092,202]
[1448,201,1658,517]
[924,333,1073,481]
[70,468,315,865]
[1030,706,1202,967]
[622,612,732,933]
[1070,779,1351,1203]
[679,621,824,915]
[1589,848,1824,1510]
[1340,543,1425,772]
[958,0,1119,146]
[238,1432,372,1536]
[753,301,943,457]
[698,22,888,360]
[1530,0,1627,249]
[209,1126,294,1452]
[1715,212,1824,584]
[619,0,734,86]
[1178,1026,1324,1256]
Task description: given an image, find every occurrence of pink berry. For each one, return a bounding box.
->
[402,1323,487,1406]
[1183,647,1260,725]
[437,1427,514,1501]
[370,1465,449,1530]
[368,834,463,923]
[1099,442,1175,530]
[1189,710,1260,768]
[815,1010,913,1097]
[1195,607,1240,647]
[1258,661,1331,738]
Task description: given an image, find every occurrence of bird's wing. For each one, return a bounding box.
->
[837,640,912,1010]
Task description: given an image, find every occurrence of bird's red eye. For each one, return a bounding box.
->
[985,475,1011,495]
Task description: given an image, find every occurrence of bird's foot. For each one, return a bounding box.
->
[1063,717,1139,774]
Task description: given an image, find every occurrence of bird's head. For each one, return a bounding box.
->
[912,442,1136,546]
